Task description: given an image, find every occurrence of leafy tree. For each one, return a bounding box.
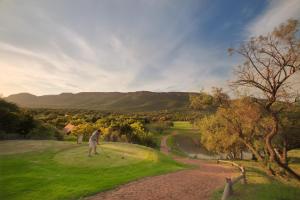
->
[218,98,266,161]
[199,115,243,159]
[0,99,35,137]
[229,19,300,179]
[199,98,262,160]
[17,114,35,138]
[189,92,214,110]
[72,122,95,141]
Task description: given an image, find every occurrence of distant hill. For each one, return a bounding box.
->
[5,91,194,111]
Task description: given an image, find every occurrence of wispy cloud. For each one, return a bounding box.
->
[246,0,300,37]
[0,0,299,96]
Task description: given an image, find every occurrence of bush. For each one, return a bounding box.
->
[0,131,21,140]
[146,121,173,135]
[0,99,36,138]
[27,123,61,140]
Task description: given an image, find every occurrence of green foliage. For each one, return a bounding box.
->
[189,88,230,113]
[0,99,63,140]
[60,116,159,148]
[71,122,95,141]
[0,99,35,139]
[27,123,64,140]
[275,105,300,150]
[198,115,243,157]
[146,121,173,135]
[197,98,267,159]
[189,91,214,110]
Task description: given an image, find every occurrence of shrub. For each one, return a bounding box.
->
[27,123,61,140]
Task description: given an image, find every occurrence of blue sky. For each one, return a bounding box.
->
[0,0,299,96]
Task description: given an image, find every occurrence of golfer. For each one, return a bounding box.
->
[88,129,101,157]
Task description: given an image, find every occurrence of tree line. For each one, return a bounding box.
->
[0,99,176,148]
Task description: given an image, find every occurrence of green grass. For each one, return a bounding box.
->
[172,121,194,130]
[288,149,300,173]
[0,140,186,200]
[165,121,195,157]
[211,155,300,200]
[166,121,213,158]
[145,122,172,149]
[166,135,188,157]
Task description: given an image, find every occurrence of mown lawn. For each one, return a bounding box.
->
[0,140,186,200]
[172,121,194,130]
[212,150,300,200]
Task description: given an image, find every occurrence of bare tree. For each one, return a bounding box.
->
[211,87,230,106]
[230,19,300,180]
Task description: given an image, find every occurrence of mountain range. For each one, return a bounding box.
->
[5,91,194,111]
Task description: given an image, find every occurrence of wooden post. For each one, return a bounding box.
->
[77,134,83,144]
[241,166,247,184]
[218,160,248,199]
[221,178,232,200]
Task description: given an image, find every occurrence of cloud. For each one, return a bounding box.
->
[3,0,296,96]
[246,0,300,37]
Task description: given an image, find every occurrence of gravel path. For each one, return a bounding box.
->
[86,133,237,200]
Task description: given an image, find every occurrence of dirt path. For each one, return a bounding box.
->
[86,133,237,200]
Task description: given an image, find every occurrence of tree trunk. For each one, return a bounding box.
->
[241,140,264,161]
[281,136,288,166]
[265,111,300,181]
[275,159,300,181]
[252,153,257,161]
[265,112,279,162]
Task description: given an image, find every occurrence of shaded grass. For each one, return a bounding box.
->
[172,133,214,156]
[211,159,300,200]
[0,140,76,155]
[167,121,214,158]
[0,140,186,200]
[166,135,188,157]
[165,121,194,157]
[145,123,173,149]
[288,149,300,174]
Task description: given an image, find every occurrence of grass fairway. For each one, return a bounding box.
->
[172,121,194,130]
[211,151,300,200]
[0,140,186,200]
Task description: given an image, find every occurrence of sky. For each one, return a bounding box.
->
[0,0,300,97]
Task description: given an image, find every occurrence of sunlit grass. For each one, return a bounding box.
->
[0,140,186,200]
[54,142,158,168]
[172,121,194,130]
[288,149,300,174]
[0,140,75,155]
